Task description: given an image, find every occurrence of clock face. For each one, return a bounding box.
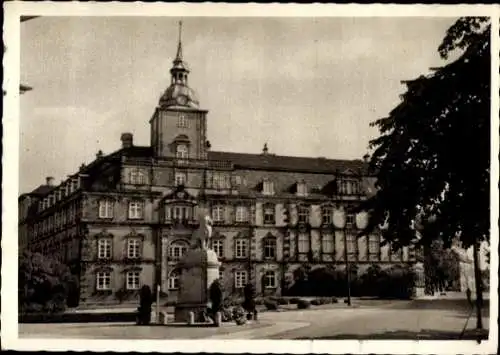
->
[178,95,188,105]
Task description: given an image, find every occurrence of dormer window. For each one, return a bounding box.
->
[338,178,360,195]
[263,180,274,195]
[130,169,146,185]
[296,182,308,196]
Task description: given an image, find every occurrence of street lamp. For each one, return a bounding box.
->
[333,207,351,306]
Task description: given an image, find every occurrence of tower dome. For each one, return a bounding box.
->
[159,21,200,109]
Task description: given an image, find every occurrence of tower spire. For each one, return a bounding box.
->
[175,20,183,62]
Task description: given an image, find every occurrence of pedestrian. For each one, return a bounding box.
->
[137,285,153,325]
[466,287,472,307]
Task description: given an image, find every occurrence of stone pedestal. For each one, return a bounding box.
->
[413,262,425,298]
[174,247,220,323]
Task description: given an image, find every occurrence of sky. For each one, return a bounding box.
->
[20,16,458,194]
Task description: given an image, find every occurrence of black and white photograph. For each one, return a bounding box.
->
[2,3,498,354]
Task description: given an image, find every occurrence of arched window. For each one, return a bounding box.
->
[168,269,180,290]
[168,240,189,261]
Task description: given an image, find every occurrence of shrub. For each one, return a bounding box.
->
[310,299,321,306]
[221,307,233,322]
[331,297,338,303]
[297,299,311,309]
[264,300,279,310]
[254,297,264,306]
[19,251,77,314]
[289,297,301,304]
[320,297,332,305]
[232,306,247,325]
[277,297,289,305]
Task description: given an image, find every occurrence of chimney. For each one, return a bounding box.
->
[46,176,55,186]
[121,133,133,148]
[96,150,104,159]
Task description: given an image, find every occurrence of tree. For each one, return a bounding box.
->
[360,17,490,250]
[19,251,77,313]
[424,239,460,293]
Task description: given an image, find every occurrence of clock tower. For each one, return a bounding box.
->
[150,21,208,160]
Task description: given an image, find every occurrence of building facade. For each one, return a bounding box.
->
[19,27,417,306]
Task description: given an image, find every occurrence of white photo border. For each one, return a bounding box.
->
[2,2,499,354]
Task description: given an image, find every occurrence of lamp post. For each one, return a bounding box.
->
[333,207,350,306]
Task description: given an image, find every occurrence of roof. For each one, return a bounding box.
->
[208,151,368,174]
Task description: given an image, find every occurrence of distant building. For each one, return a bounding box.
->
[19,25,417,306]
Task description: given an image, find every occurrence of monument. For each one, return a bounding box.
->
[174,212,221,323]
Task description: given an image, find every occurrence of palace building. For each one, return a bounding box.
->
[18,25,417,306]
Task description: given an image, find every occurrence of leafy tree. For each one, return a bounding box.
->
[19,251,77,313]
[423,239,462,293]
[360,17,490,250]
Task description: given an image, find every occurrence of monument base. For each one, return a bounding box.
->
[174,303,210,323]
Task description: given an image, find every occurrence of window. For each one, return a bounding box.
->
[368,235,380,261]
[391,245,402,261]
[170,205,191,221]
[176,144,189,159]
[235,239,248,258]
[263,270,277,289]
[235,206,248,223]
[130,169,146,185]
[298,233,309,253]
[212,205,225,223]
[127,239,141,259]
[234,271,248,288]
[175,172,187,186]
[177,114,189,128]
[297,182,308,196]
[54,212,60,229]
[263,238,277,259]
[322,206,333,225]
[210,173,230,190]
[128,201,144,219]
[339,179,360,195]
[96,271,111,290]
[212,239,224,259]
[346,234,356,257]
[263,204,275,225]
[99,199,114,219]
[219,269,224,280]
[169,241,188,261]
[126,271,140,290]
[346,214,355,228]
[298,206,309,224]
[263,180,274,195]
[322,233,334,253]
[98,239,112,259]
[168,270,180,290]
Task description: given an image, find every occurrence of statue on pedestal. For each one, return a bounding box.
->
[193,213,213,249]
[174,211,221,324]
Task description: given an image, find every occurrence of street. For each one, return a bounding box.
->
[19,299,490,340]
